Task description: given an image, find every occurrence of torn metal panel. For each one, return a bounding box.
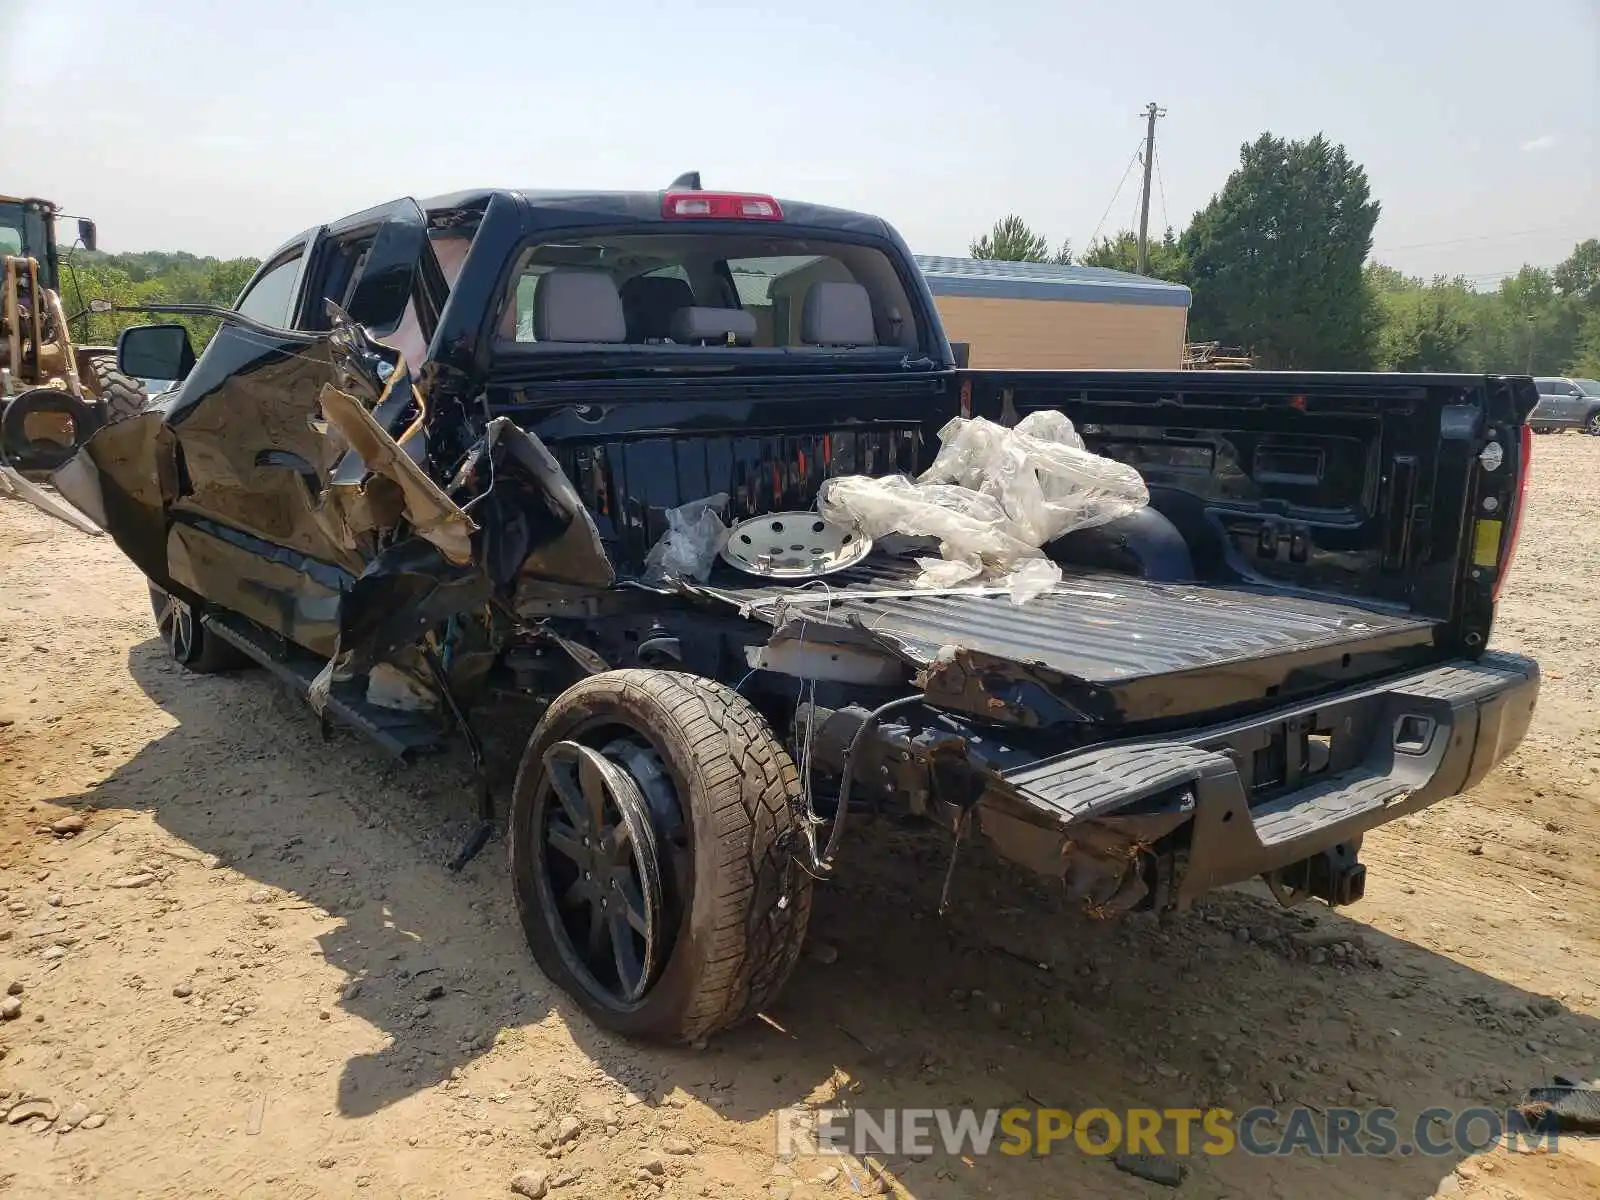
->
[47,451,108,531]
[0,461,103,536]
[450,417,615,592]
[918,647,1106,728]
[318,378,476,565]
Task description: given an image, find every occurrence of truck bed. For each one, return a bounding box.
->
[693,558,1440,728]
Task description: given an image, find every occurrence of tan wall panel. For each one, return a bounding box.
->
[934,295,1188,369]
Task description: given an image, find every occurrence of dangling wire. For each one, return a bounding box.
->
[1088,139,1146,250]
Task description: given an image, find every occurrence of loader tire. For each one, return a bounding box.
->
[0,387,99,471]
[509,669,812,1043]
[85,354,147,424]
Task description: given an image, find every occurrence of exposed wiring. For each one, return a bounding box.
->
[775,579,836,866]
[821,692,925,870]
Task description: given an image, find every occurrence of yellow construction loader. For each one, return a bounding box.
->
[1,193,145,472]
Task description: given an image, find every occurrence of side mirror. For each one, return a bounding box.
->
[88,297,113,313]
[77,219,98,253]
[117,324,196,383]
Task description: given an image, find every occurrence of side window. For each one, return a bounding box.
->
[235,254,304,327]
[297,238,373,332]
[507,266,551,342]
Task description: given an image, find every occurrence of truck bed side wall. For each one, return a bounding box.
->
[963,369,1537,649]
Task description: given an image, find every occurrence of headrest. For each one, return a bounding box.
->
[532,269,627,343]
[800,281,877,346]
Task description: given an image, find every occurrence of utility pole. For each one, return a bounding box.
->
[1135,102,1166,276]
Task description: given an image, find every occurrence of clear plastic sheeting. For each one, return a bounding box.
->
[642,492,730,583]
[920,411,1149,543]
[817,412,1148,604]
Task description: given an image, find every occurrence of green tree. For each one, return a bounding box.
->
[63,250,261,352]
[1364,262,1419,296]
[1372,272,1475,372]
[1569,310,1600,376]
[1079,228,1187,280]
[1494,266,1583,374]
[1553,238,1600,305]
[1182,133,1380,368]
[970,215,1071,264]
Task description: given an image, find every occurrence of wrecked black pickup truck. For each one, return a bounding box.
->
[0,182,1539,1043]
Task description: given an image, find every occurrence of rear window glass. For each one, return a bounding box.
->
[495,233,919,351]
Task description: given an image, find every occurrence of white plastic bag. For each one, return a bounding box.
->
[1002,557,1062,606]
[817,474,1038,568]
[920,411,1148,545]
[913,556,983,588]
[816,411,1148,602]
[642,492,730,583]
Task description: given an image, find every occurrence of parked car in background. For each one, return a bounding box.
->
[1529,377,1600,434]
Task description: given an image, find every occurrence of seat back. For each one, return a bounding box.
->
[801,281,877,346]
[620,275,695,341]
[533,270,628,343]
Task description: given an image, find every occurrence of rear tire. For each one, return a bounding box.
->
[148,583,249,673]
[86,354,147,424]
[509,669,812,1042]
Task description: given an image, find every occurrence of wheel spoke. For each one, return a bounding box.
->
[576,753,609,832]
[610,871,650,936]
[547,818,587,866]
[561,876,591,910]
[609,907,644,994]
[546,755,591,834]
[173,606,193,658]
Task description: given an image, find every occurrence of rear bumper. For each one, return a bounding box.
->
[995,652,1539,905]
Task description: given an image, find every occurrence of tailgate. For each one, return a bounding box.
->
[695,557,1438,729]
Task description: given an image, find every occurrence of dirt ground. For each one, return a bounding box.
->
[2,436,1599,1200]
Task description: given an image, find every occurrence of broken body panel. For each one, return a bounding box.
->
[11,188,1539,917]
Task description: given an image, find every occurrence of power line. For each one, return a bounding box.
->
[1372,222,1587,253]
[1154,147,1170,236]
[1088,141,1145,250]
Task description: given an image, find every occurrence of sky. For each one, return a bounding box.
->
[1,0,1595,284]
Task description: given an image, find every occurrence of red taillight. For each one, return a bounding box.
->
[1493,429,1533,600]
[661,191,783,221]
